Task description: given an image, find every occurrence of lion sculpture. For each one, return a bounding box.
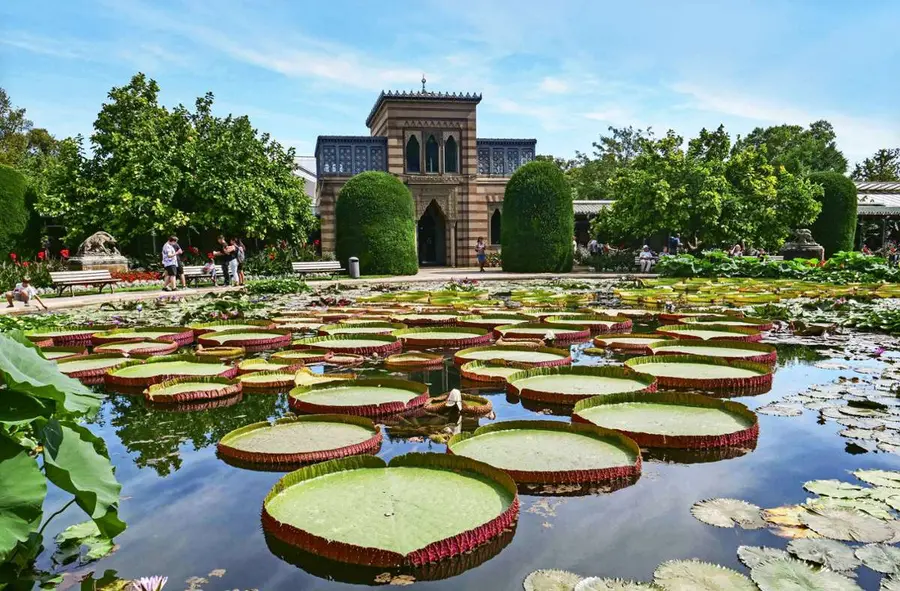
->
[76,231,122,257]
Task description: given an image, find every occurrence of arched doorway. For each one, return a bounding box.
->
[418,201,446,265]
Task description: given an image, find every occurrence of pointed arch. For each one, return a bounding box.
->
[445,136,458,173]
[406,135,420,173]
[425,135,439,173]
[490,209,502,245]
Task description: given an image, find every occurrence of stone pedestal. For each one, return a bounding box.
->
[68,256,130,273]
[779,229,825,262]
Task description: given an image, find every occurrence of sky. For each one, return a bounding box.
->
[2,0,899,167]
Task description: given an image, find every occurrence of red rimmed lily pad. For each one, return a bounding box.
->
[237,358,304,374]
[318,322,406,336]
[655,324,763,342]
[195,346,245,361]
[40,345,87,360]
[495,322,591,344]
[26,325,114,346]
[92,326,194,346]
[456,315,533,330]
[454,345,571,367]
[649,340,777,364]
[275,348,333,363]
[384,352,445,369]
[293,367,356,387]
[506,365,657,405]
[218,414,383,467]
[326,353,366,366]
[394,327,492,349]
[94,339,179,358]
[293,334,402,356]
[189,319,277,335]
[624,355,772,394]
[197,328,292,352]
[544,314,633,335]
[105,354,237,388]
[56,353,129,385]
[573,391,759,449]
[389,313,459,326]
[448,420,641,485]
[143,376,242,404]
[460,360,529,384]
[261,453,518,567]
[592,334,669,352]
[289,378,429,417]
[239,369,302,392]
[678,315,774,331]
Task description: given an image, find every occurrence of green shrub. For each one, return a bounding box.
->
[245,278,310,295]
[809,171,857,257]
[335,171,417,276]
[0,164,28,255]
[501,160,574,272]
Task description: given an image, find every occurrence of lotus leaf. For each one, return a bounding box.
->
[855,469,900,488]
[803,480,870,499]
[798,507,894,542]
[750,557,862,591]
[575,579,660,591]
[652,559,756,591]
[690,498,765,529]
[855,543,900,574]
[523,569,584,591]
[0,435,46,562]
[736,546,789,569]
[786,538,860,572]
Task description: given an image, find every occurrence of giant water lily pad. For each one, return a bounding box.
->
[389,313,458,326]
[856,544,900,574]
[144,376,241,404]
[454,345,571,367]
[261,454,518,567]
[681,316,773,331]
[750,557,862,591]
[448,420,640,485]
[507,366,656,405]
[319,322,405,336]
[92,326,193,345]
[217,414,381,466]
[592,334,666,351]
[573,392,758,449]
[237,358,301,374]
[655,324,762,342]
[274,349,332,363]
[26,326,112,346]
[293,368,354,387]
[40,346,87,360]
[384,352,445,369]
[652,559,756,590]
[190,319,276,334]
[105,355,235,387]
[690,498,765,529]
[293,334,402,356]
[197,329,291,351]
[289,378,428,416]
[624,355,772,393]
[523,569,584,591]
[94,339,179,358]
[394,327,492,348]
[787,538,860,572]
[649,340,776,364]
[56,354,129,383]
[543,314,632,335]
[798,507,894,542]
[496,322,591,343]
[238,370,298,391]
[457,315,532,330]
[460,361,528,383]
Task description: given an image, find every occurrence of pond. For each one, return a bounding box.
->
[34,302,900,590]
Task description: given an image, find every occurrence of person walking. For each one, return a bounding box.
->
[213,236,237,285]
[172,237,187,290]
[162,236,179,291]
[235,239,246,286]
[474,237,487,272]
[5,276,47,309]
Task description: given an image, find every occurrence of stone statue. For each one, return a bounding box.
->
[779,228,825,262]
[76,231,122,257]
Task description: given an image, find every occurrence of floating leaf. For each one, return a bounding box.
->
[856,544,900,574]
[770,525,822,539]
[798,507,894,542]
[524,569,584,591]
[786,539,860,572]
[803,480,869,499]
[736,546,789,569]
[756,404,803,417]
[652,559,756,591]
[750,557,862,591]
[855,469,900,488]
[868,487,900,502]
[575,578,660,590]
[763,505,805,527]
[882,577,900,591]
[876,432,900,446]
[840,428,877,440]
[804,496,894,520]
[690,498,765,529]
[0,435,46,562]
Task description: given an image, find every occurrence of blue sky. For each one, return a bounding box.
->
[2,0,898,166]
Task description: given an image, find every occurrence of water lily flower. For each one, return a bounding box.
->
[131,575,168,591]
[874,347,886,357]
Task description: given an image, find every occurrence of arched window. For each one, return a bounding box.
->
[425,135,439,173]
[445,136,458,173]
[406,136,420,173]
[490,210,502,244]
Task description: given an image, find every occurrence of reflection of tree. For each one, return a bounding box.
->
[774,343,827,366]
[109,393,286,477]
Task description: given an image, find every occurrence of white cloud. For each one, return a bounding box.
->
[539,77,569,94]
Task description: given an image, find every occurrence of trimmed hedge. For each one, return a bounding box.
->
[501,160,574,272]
[0,164,28,255]
[809,171,857,257]
[335,171,418,276]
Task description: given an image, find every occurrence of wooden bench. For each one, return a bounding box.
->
[183,265,219,286]
[291,261,346,278]
[50,270,120,297]
[634,256,658,270]
[737,255,785,262]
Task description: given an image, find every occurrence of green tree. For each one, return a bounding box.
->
[0,164,29,255]
[809,171,858,256]
[851,149,900,182]
[0,88,32,168]
[567,126,653,200]
[335,171,417,275]
[733,120,847,175]
[501,160,574,272]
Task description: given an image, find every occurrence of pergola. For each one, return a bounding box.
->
[856,182,900,250]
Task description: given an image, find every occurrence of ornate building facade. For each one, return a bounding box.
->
[315,89,536,266]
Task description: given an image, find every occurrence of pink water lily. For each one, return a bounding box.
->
[131,576,167,591]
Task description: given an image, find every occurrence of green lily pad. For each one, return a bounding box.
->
[690,498,765,529]
[855,544,900,574]
[524,570,584,591]
[786,538,860,572]
[750,557,862,591]
[803,480,870,499]
[652,559,756,591]
[854,469,900,488]
[736,546,789,569]
[575,579,660,590]
[109,360,230,379]
[804,496,894,520]
[798,507,894,542]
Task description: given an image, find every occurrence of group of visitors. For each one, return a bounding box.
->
[161,235,246,291]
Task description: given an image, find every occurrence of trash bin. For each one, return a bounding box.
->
[349,257,360,279]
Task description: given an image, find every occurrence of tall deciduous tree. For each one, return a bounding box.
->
[851,149,900,182]
[733,120,847,175]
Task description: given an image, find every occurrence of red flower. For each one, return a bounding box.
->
[207,252,214,260]
[9,253,17,261]
[37,251,46,260]
[189,246,200,255]
[60,249,70,259]
[313,239,321,247]
[22,261,29,268]
[268,253,276,260]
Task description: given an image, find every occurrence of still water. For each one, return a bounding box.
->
[40,332,900,590]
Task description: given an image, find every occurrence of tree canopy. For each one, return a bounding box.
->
[732,120,847,175]
[852,149,900,182]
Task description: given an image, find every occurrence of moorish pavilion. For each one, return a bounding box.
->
[315,81,536,267]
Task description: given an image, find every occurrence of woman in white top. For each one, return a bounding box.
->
[638,245,655,273]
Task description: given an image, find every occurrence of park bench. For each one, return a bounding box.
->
[50,270,120,297]
[291,261,346,278]
[634,256,658,270]
[183,265,219,286]
[737,255,785,262]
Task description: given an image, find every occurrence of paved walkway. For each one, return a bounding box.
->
[1,268,654,316]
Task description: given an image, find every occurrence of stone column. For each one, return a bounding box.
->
[450,223,457,267]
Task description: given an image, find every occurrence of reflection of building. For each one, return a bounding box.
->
[315,86,536,266]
